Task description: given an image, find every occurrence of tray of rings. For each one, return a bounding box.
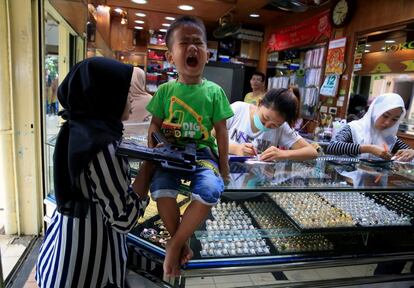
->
[269,192,414,233]
[194,194,334,259]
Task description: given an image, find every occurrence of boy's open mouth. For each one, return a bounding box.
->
[186,56,198,67]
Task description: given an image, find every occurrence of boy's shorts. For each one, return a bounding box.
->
[150,149,224,206]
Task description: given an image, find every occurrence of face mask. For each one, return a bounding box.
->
[253,112,271,132]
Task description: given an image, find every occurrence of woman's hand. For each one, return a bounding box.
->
[236,143,257,156]
[361,144,392,160]
[393,149,414,162]
[260,146,288,161]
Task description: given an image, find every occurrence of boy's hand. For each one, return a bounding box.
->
[219,161,230,184]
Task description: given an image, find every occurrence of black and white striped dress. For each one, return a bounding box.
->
[36,143,147,288]
[326,125,410,156]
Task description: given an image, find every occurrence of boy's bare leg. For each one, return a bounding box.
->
[156,198,181,276]
[133,161,155,198]
[162,201,210,277]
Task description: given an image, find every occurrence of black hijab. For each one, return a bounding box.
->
[54,57,133,217]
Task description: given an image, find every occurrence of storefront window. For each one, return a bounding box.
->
[44,16,60,198]
[349,24,414,129]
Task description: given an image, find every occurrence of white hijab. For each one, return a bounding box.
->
[348,93,405,154]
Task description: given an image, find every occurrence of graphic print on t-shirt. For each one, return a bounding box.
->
[230,128,271,153]
[161,96,209,141]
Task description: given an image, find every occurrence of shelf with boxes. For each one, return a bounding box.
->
[146,44,177,93]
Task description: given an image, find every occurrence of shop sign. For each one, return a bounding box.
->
[384,41,414,52]
[267,11,331,52]
[357,49,414,74]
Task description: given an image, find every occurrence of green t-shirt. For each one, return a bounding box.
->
[146,79,234,152]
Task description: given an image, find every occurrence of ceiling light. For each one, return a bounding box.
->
[159,28,167,32]
[381,47,386,50]
[97,5,110,12]
[365,44,371,47]
[165,16,176,21]
[162,23,171,27]
[135,12,146,17]
[114,8,123,13]
[249,13,260,18]
[135,20,145,24]
[364,50,370,53]
[131,0,147,4]
[385,40,395,43]
[178,5,194,11]
[134,26,144,30]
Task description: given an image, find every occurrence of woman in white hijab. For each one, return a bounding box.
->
[125,67,152,122]
[327,93,414,161]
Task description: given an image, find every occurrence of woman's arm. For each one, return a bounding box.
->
[326,125,361,156]
[326,125,391,159]
[260,138,317,161]
[214,119,230,180]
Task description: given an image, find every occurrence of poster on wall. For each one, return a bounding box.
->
[325,37,347,74]
[320,74,340,96]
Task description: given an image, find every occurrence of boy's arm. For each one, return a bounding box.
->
[147,116,163,148]
[213,119,230,181]
[132,116,163,198]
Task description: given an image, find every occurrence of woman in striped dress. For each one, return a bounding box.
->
[327,93,414,162]
[36,57,149,288]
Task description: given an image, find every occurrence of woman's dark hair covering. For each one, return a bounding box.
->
[260,88,299,127]
[54,57,133,217]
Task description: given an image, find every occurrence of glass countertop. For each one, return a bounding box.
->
[225,156,414,192]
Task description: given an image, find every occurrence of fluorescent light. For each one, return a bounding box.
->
[365,44,371,47]
[134,26,144,30]
[131,0,147,4]
[159,28,167,32]
[135,12,146,17]
[249,13,260,18]
[165,16,175,21]
[162,23,171,27]
[364,50,370,53]
[97,5,110,12]
[114,8,123,13]
[134,20,145,24]
[381,47,386,50]
[178,5,194,11]
[385,40,395,43]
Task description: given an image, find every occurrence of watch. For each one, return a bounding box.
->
[330,0,355,28]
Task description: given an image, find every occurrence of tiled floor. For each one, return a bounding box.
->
[17,263,414,288]
[1,235,34,281]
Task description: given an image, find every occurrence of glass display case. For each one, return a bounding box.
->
[44,125,414,286]
[126,149,414,287]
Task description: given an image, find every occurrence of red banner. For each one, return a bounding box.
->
[267,11,331,52]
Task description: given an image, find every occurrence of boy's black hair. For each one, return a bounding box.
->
[260,88,299,127]
[251,71,266,83]
[165,15,207,49]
